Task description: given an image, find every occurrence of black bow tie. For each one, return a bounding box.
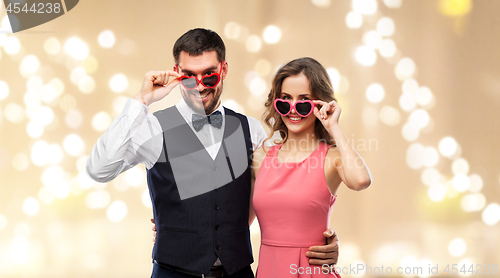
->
[192,110,223,132]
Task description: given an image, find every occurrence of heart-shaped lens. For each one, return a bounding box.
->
[295,102,313,116]
[181,77,198,89]
[202,74,219,87]
[275,100,291,115]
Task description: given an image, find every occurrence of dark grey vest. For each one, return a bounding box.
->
[146,106,254,275]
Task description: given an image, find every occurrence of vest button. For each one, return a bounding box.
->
[213,166,217,171]
[216,245,221,250]
[214,205,219,210]
[215,225,220,230]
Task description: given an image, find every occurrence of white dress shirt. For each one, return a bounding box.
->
[86,97,267,182]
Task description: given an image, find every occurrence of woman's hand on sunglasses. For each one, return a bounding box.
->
[312,100,342,128]
[134,70,182,106]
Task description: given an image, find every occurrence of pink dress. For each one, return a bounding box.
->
[253,142,341,278]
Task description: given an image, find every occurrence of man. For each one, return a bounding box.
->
[87,28,339,278]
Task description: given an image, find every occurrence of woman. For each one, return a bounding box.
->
[250,57,372,277]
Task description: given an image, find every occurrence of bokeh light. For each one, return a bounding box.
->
[422,147,439,167]
[254,59,271,77]
[452,174,470,192]
[263,25,281,44]
[31,140,50,166]
[346,11,363,29]
[4,103,25,123]
[20,55,40,76]
[12,153,30,171]
[224,22,241,40]
[4,36,21,55]
[125,166,144,187]
[78,75,96,94]
[64,37,90,60]
[311,0,331,8]
[379,39,397,58]
[377,17,396,37]
[448,238,467,257]
[440,0,472,17]
[379,106,401,126]
[98,30,116,48]
[363,30,382,49]
[402,122,419,141]
[65,109,83,129]
[248,76,267,97]
[0,80,9,100]
[482,203,500,226]
[109,73,129,93]
[408,109,430,129]
[396,57,416,80]
[22,197,40,216]
[406,143,425,169]
[468,174,483,192]
[85,191,111,209]
[399,92,417,112]
[383,0,403,9]
[452,158,469,175]
[421,168,443,186]
[106,200,128,223]
[428,182,446,202]
[245,35,262,52]
[460,193,486,212]
[366,83,385,103]
[63,134,85,157]
[43,37,61,55]
[92,111,112,132]
[439,136,458,158]
[355,45,377,66]
[0,214,7,231]
[352,0,378,15]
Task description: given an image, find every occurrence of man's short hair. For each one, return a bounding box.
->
[173,28,226,64]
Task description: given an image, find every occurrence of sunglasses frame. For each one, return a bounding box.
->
[176,62,224,90]
[274,98,315,117]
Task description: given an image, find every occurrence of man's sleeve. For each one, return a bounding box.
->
[246,116,268,151]
[86,98,163,183]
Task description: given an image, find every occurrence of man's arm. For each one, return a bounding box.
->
[306,228,339,266]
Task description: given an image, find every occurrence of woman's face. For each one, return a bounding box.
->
[279,73,317,136]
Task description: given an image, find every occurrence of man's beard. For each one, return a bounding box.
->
[182,84,222,115]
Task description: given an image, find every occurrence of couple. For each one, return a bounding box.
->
[87,28,372,278]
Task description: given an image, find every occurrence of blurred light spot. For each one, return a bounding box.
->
[0,80,9,100]
[117,39,136,56]
[43,37,61,55]
[244,71,259,88]
[346,11,363,29]
[70,67,87,85]
[63,134,85,157]
[428,182,446,202]
[419,258,433,278]
[77,171,95,190]
[50,78,65,96]
[26,121,44,138]
[482,203,500,226]
[222,99,242,113]
[40,84,59,103]
[11,235,29,264]
[422,147,439,167]
[78,75,96,94]
[64,37,89,60]
[65,109,83,129]
[20,55,40,75]
[47,144,64,164]
[84,253,102,270]
[224,22,241,40]
[406,143,424,169]
[409,109,430,129]
[22,197,40,216]
[12,153,29,171]
[82,56,99,74]
[457,258,474,277]
[24,90,41,107]
[421,168,443,186]
[85,190,110,209]
[452,158,469,175]
[383,0,402,8]
[98,30,115,48]
[142,189,152,208]
[379,39,397,58]
[340,242,361,262]
[0,214,7,231]
[416,86,433,107]
[399,92,417,112]
[461,193,486,212]
[249,76,267,96]
[448,238,466,257]
[125,166,144,187]
[14,223,31,237]
[255,59,271,77]
[31,140,49,166]
[395,58,416,80]
[355,45,377,66]
[452,174,470,192]
[76,156,87,172]
[59,94,77,112]
[402,122,419,141]
[366,83,385,103]
[4,36,21,55]
[326,68,340,92]
[245,35,262,52]
[263,25,281,44]
[4,103,25,123]
[107,200,128,223]
[109,73,129,93]
[112,96,128,116]
[468,174,483,192]
[362,107,378,126]
[439,137,458,157]
[440,0,472,17]
[377,17,395,37]
[38,187,55,204]
[363,30,382,49]
[34,106,55,126]
[337,76,350,94]
[312,0,331,7]
[379,106,401,126]
[352,0,378,15]
[92,111,112,131]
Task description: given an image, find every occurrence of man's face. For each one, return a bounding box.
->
[176,51,227,115]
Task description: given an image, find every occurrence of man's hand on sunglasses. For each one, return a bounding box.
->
[134,70,182,106]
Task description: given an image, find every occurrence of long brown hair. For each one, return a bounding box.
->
[263,57,337,147]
